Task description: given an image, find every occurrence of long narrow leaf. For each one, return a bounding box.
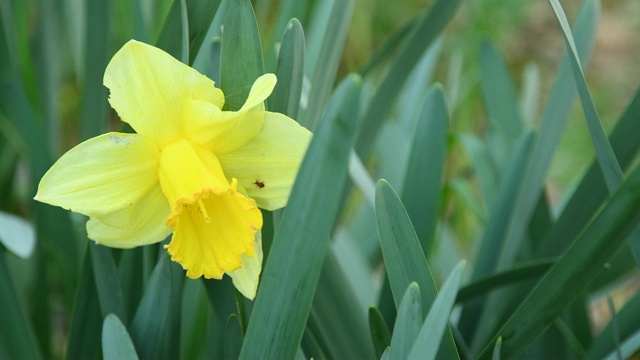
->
[401,85,449,253]
[269,18,305,119]
[369,306,391,359]
[354,0,462,158]
[407,261,466,360]
[220,0,264,111]
[375,179,459,359]
[479,162,640,359]
[102,314,139,360]
[0,250,41,359]
[547,0,640,263]
[389,282,422,360]
[240,74,361,359]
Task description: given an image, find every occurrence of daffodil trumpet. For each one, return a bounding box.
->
[35,40,311,299]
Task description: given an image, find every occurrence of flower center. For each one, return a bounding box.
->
[197,199,211,223]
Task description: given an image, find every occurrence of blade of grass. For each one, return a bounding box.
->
[220,0,264,111]
[375,180,459,359]
[309,248,376,359]
[0,250,41,359]
[299,0,353,129]
[130,254,172,360]
[102,314,139,360]
[401,85,449,254]
[456,258,554,303]
[80,0,109,140]
[538,85,640,257]
[458,131,534,340]
[65,247,102,360]
[155,0,221,63]
[269,18,305,119]
[478,162,640,359]
[224,315,243,360]
[389,283,422,360]
[494,0,599,270]
[587,290,640,360]
[407,261,466,360]
[354,0,462,159]
[239,75,360,360]
[369,306,392,359]
[480,41,522,143]
[547,0,640,263]
[90,243,126,320]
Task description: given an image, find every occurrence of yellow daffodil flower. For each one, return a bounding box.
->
[34,40,311,299]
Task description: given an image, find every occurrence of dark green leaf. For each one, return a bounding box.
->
[240,75,360,360]
[269,18,305,119]
[479,163,640,359]
[130,254,172,360]
[220,0,264,111]
[369,307,392,359]
[155,0,221,64]
[0,250,41,359]
[224,315,243,360]
[91,243,126,320]
[375,180,459,359]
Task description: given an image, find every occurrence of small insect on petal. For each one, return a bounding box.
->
[253,179,265,189]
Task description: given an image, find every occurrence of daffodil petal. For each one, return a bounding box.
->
[104,40,223,145]
[165,186,262,279]
[35,133,159,217]
[228,232,263,300]
[185,74,277,153]
[86,186,172,248]
[218,112,312,211]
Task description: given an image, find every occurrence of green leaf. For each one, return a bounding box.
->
[479,163,640,359]
[90,243,126,320]
[375,180,459,359]
[401,85,449,253]
[299,0,354,129]
[456,259,554,304]
[239,75,361,360]
[493,0,599,269]
[547,0,640,263]
[0,211,35,258]
[80,0,110,140]
[389,283,421,360]
[102,314,139,360]
[130,254,172,360]
[307,248,375,359]
[480,41,523,143]
[224,315,244,360]
[407,261,466,360]
[0,250,41,360]
[458,131,534,339]
[66,247,102,360]
[369,307,392,359]
[587,291,640,360]
[537,87,640,258]
[354,0,462,158]
[155,0,221,64]
[269,18,305,119]
[202,276,238,360]
[493,337,502,360]
[220,0,264,111]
